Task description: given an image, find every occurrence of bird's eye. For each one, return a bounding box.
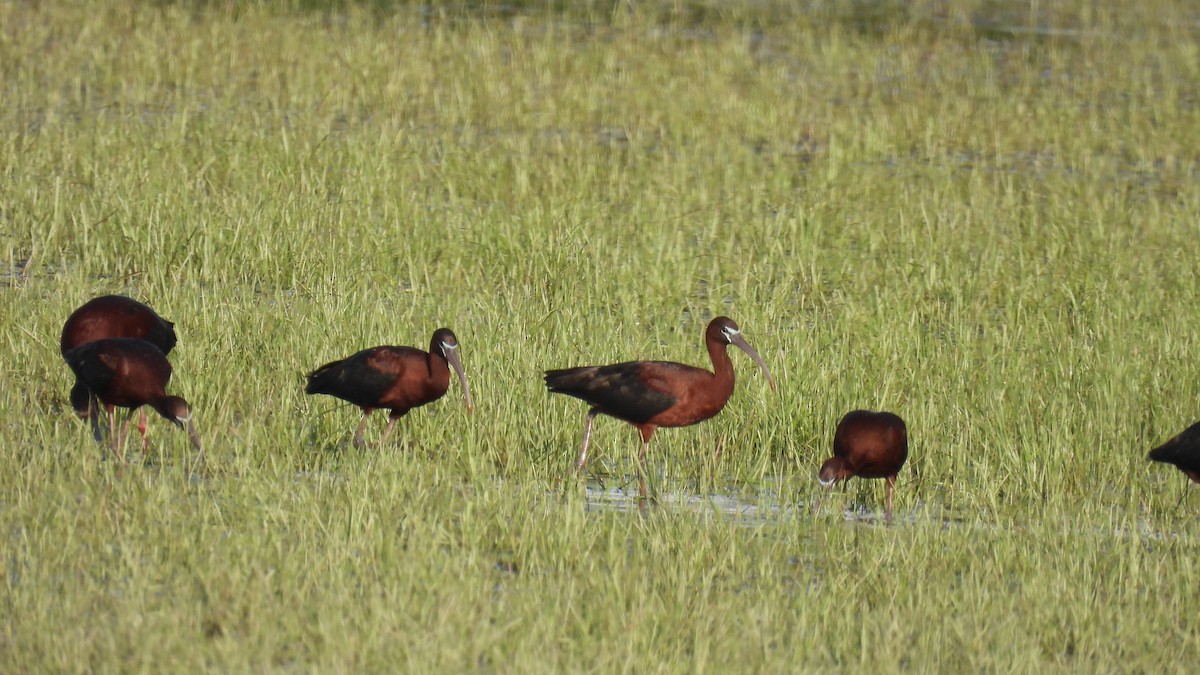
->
[722,327,739,342]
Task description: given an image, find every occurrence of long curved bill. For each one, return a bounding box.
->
[729,334,777,391]
[172,414,205,462]
[185,419,204,455]
[444,348,474,413]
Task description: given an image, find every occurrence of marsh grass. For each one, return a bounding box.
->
[3,0,1200,670]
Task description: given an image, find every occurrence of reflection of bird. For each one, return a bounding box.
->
[545,316,776,501]
[63,338,202,461]
[305,328,473,448]
[60,295,178,447]
[818,410,908,521]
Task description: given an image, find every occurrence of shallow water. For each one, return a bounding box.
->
[581,478,1200,544]
[583,482,789,519]
[580,480,918,526]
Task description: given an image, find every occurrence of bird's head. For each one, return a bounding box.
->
[432,328,474,413]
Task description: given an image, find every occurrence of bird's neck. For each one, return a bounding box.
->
[706,340,735,391]
[428,352,450,382]
[149,398,178,423]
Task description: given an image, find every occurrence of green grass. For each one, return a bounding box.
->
[3,0,1200,670]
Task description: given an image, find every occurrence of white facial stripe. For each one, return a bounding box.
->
[442,341,457,351]
[176,415,191,423]
[818,477,836,487]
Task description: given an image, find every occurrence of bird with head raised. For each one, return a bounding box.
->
[545,316,776,503]
[305,328,473,448]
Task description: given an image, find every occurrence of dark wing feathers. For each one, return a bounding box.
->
[1149,422,1200,471]
[544,362,676,424]
[64,339,172,399]
[146,318,178,355]
[305,347,426,409]
[64,344,117,396]
[306,357,394,406]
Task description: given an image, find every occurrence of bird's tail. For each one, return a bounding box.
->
[304,360,343,395]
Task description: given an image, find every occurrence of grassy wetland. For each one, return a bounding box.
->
[3,0,1200,670]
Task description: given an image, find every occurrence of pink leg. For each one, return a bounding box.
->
[377,416,401,447]
[635,427,658,509]
[138,409,149,455]
[352,409,373,448]
[637,439,650,509]
[576,409,599,472]
[885,475,896,523]
[118,409,138,458]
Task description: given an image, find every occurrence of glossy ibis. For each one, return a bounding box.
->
[1148,422,1200,484]
[60,295,177,446]
[305,328,473,448]
[544,316,776,501]
[818,410,908,521]
[62,338,202,462]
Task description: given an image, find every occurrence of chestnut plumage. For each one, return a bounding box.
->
[60,295,177,445]
[305,328,473,448]
[62,338,202,461]
[545,316,775,501]
[818,410,908,520]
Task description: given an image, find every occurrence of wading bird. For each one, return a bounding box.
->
[817,410,908,521]
[544,316,776,502]
[1148,422,1200,484]
[60,295,177,446]
[305,328,473,448]
[62,338,202,462]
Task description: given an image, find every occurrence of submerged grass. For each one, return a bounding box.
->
[2,0,1200,670]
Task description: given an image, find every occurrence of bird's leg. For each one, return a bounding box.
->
[637,439,649,508]
[119,409,139,460]
[635,426,658,511]
[378,415,401,448]
[138,409,149,456]
[107,404,124,463]
[636,437,660,511]
[352,408,373,448]
[575,409,599,472]
[89,392,103,443]
[885,475,896,523]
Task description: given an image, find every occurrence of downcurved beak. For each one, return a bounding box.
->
[444,348,474,413]
[174,415,204,455]
[186,419,203,455]
[729,334,776,391]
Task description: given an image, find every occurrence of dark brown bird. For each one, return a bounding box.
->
[544,316,776,501]
[1148,422,1200,484]
[62,338,202,461]
[305,328,473,448]
[818,410,908,521]
[60,295,177,445]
